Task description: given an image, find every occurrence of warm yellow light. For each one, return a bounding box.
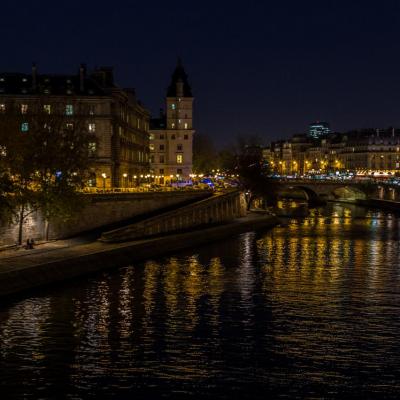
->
[101,173,107,179]
[123,173,128,178]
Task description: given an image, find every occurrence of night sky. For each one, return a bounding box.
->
[2,0,400,147]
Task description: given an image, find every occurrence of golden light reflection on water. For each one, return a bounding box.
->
[2,203,400,397]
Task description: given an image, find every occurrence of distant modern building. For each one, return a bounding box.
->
[309,121,330,139]
[0,64,150,188]
[149,59,194,184]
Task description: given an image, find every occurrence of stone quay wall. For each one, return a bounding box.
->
[101,190,247,242]
[0,190,211,247]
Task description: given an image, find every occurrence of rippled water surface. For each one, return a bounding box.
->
[2,203,400,399]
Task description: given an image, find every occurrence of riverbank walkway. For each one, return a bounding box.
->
[0,213,279,298]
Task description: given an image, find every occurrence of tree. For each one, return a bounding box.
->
[217,135,282,209]
[0,99,96,244]
[193,133,218,174]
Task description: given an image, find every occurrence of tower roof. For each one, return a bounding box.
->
[166,58,192,97]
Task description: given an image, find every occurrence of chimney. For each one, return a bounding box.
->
[79,63,86,92]
[32,63,37,91]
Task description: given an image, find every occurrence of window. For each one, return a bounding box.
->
[150,155,155,163]
[88,123,96,132]
[0,104,5,112]
[177,144,182,151]
[149,134,154,140]
[66,123,73,130]
[171,103,176,110]
[160,134,165,139]
[137,118,140,129]
[184,134,189,140]
[149,144,155,151]
[0,145,6,156]
[177,168,182,174]
[66,104,74,115]
[88,142,97,156]
[159,144,165,151]
[159,155,165,163]
[171,123,175,129]
[21,122,29,132]
[177,154,183,164]
[43,104,51,114]
[21,104,28,114]
[159,168,164,174]
[171,134,176,140]
[184,123,188,129]
[89,105,96,115]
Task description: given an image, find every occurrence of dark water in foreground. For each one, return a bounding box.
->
[2,203,400,399]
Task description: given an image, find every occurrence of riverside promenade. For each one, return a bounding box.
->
[0,213,279,298]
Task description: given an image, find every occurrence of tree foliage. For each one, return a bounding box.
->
[0,99,96,243]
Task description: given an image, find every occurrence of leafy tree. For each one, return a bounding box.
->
[0,99,95,244]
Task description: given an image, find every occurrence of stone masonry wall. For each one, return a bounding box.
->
[0,190,211,246]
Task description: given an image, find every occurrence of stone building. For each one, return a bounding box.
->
[0,64,150,188]
[149,60,194,184]
[264,128,400,176]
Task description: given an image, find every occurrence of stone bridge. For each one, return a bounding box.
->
[277,180,400,203]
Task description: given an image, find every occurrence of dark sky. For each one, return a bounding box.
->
[2,0,400,146]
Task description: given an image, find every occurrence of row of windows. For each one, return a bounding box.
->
[0,103,96,116]
[149,143,184,151]
[19,122,96,133]
[150,133,189,140]
[150,154,183,164]
[170,122,189,129]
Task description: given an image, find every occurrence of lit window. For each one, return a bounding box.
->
[88,142,97,156]
[171,123,175,129]
[0,145,6,156]
[184,123,188,129]
[149,144,155,151]
[171,104,176,110]
[137,118,140,129]
[177,154,183,164]
[43,104,51,114]
[66,123,73,130]
[149,134,154,140]
[89,106,96,115]
[66,104,74,115]
[21,122,29,132]
[88,123,96,132]
[0,104,5,112]
[177,144,182,151]
[159,144,165,151]
[21,104,28,114]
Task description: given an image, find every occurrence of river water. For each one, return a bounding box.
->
[1,203,400,399]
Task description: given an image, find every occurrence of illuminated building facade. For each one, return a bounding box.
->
[0,64,150,188]
[149,60,194,184]
[264,128,400,176]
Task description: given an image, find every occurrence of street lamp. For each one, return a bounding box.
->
[123,173,128,189]
[101,173,107,191]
